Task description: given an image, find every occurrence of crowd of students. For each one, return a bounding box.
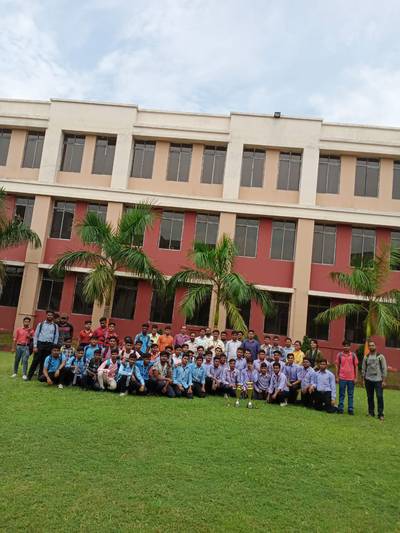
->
[11,310,388,420]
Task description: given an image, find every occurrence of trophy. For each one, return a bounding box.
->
[246,381,254,409]
[235,384,242,407]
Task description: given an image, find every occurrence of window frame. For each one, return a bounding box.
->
[37,270,64,312]
[60,134,85,173]
[72,274,94,315]
[131,140,156,179]
[277,151,302,191]
[240,147,266,188]
[392,160,400,200]
[87,203,107,222]
[390,231,400,271]
[201,145,226,185]
[270,220,296,261]
[354,158,380,198]
[0,128,11,166]
[234,217,259,258]
[158,211,185,250]
[111,276,138,319]
[22,131,45,169]
[317,154,341,194]
[0,266,23,307]
[14,197,35,228]
[194,213,219,247]
[166,143,193,182]
[150,289,175,324]
[92,136,116,175]
[306,296,330,341]
[312,224,337,265]
[350,227,376,267]
[264,292,291,336]
[49,201,75,240]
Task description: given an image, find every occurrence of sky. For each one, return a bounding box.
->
[1,0,400,126]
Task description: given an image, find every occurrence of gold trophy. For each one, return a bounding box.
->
[235,383,242,407]
[246,381,254,409]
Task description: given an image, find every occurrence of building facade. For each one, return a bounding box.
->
[0,98,399,365]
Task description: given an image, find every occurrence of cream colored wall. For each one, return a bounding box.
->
[0,130,39,181]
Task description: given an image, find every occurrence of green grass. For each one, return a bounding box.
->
[1,352,400,533]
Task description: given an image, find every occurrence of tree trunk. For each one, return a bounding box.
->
[213,287,220,328]
[102,279,116,320]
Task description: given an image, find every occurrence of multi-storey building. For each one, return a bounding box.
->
[0,98,399,364]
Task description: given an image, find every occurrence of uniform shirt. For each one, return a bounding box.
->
[135,360,154,381]
[173,333,190,348]
[44,354,65,373]
[84,344,101,361]
[14,327,34,345]
[283,363,301,382]
[87,358,102,376]
[60,346,75,361]
[270,345,284,358]
[210,339,225,354]
[119,349,136,362]
[298,366,315,388]
[222,368,240,386]
[203,362,213,375]
[149,333,160,346]
[98,358,119,379]
[268,372,289,394]
[191,364,206,385]
[195,336,213,350]
[240,339,260,361]
[33,321,59,347]
[282,345,295,360]
[240,369,258,388]
[79,328,93,345]
[173,364,193,388]
[313,369,336,400]
[335,352,358,381]
[117,362,144,385]
[235,357,247,372]
[225,339,241,360]
[254,372,271,392]
[207,365,224,382]
[260,343,273,358]
[254,358,268,372]
[135,333,151,353]
[67,356,87,376]
[172,355,182,367]
[152,361,171,379]
[267,360,285,373]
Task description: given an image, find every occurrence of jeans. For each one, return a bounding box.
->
[13,345,30,375]
[365,379,384,417]
[338,380,355,413]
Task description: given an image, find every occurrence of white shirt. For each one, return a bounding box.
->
[210,339,225,354]
[196,336,213,350]
[225,339,242,360]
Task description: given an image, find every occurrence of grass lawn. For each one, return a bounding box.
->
[1,352,400,532]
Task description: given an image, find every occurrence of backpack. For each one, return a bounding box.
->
[38,321,58,343]
[338,352,357,375]
[365,353,384,375]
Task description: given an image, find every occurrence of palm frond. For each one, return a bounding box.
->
[82,265,115,305]
[330,269,376,296]
[77,212,113,247]
[51,250,107,276]
[189,241,216,273]
[179,284,212,321]
[314,302,365,324]
[115,246,165,291]
[225,300,247,333]
[377,288,400,305]
[117,203,154,246]
[167,268,210,298]
[0,219,41,249]
[373,301,400,338]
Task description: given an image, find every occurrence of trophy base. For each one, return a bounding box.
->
[247,401,253,409]
[235,400,240,407]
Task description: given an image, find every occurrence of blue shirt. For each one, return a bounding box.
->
[241,339,260,361]
[254,372,270,392]
[282,346,295,361]
[235,357,247,372]
[191,364,206,385]
[298,366,315,388]
[136,360,154,381]
[44,354,65,373]
[283,363,301,382]
[34,321,59,347]
[313,370,336,400]
[66,356,87,376]
[268,371,289,394]
[240,369,259,387]
[117,362,144,386]
[84,344,100,361]
[173,364,193,388]
[134,333,151,353]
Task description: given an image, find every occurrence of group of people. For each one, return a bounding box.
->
[11,310,388,420]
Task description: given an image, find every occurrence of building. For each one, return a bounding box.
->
[0,98,399,365]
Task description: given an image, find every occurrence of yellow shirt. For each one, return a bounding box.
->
[293,350,304,365]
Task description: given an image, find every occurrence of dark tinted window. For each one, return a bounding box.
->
[61,134,85,172]
[312,225,336,264]
[270,221,296,260]
[112,277,138,319]
[350,228,375,267]
[0,266,23,307]
[201,146,226,184]
[240,148,265,187]
[227,300,251,329]
[37,270,63,311]
[14,197,35,227]
[186,289,211,327]
[234,218,259,257]
[386,334,400,348]
[150,290,174,323]
[72,274,93,315]
[131,141,156,179]
[22,131,44,168]
[355,158,379,197]
[195,214,219,247]
[92,136,116,175]
[87,203,107,222]
[306,297,330,340]
[317,155,340,194]
[0,129,11,166]
[277,152,301,190]
[345,308,367,344]
[50,201,75,239]
[167,143,192,182]
[159,211,184,250]
[392,161,400,200]
[264,292,290,335]
[391,231,400,271]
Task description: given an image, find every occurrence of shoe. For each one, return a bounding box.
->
[378,415,384,421]
[11,373,17,378]
[22,375,28,381]
[58,384,64,389]
[223,393,228,400]
[367,413,375,417]
[336,410,344,414]
[280,401,287,407]
[120,392,128,397]
[348,411,354,416]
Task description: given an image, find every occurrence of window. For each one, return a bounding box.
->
[131,141,155,179]
[0,266,23,307]
[60,134,85,172]
[72,274,93,315]
[240,148,265,187]
[92,136,116,175]
[0,129,11,166]
[22,131,44,168]
[386,335,400,348]
[312,225,336,265]
[306,297,330,340]
[317,155,340,194]
[37,270,63,311]
[350,228,375,267]
[391,231,400,271]
[277,152,302,190]
[201,146,226,184]
[271,221,296,260]
[50,201,75,239]
[14,197,35,227]
[150,290,174,323]
[227,300,251,329]
[112,277,138,319]
[159,211,184,250]
[264,292,290,335]
[234,218,259,257]
[166,143,192,182]
[355,158,379,197]
[195,214,219,247]
[87,203,107,222]
[345,308,367,344]
[393,161,400,200]
[186,290,211,327]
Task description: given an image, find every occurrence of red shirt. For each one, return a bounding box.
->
[336,352,358,380]
[14,327,34,345]
[94,326,108,345]
[79,328,93,344]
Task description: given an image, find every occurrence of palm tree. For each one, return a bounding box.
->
[0,188,41,294]
[167,234,274,332]
[315,245,400,341]
[51,204,164,318]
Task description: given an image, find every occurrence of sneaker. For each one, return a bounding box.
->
[11,373,17,378]
[336,410,344,414]
[22,375,28,381]
[223,393,229,400]
[280,401,287,407]
[378,415,385,421]
[120,392,128,397]
[58,384,64,389]
[348,411,354,416]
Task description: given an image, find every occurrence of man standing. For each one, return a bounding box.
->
[241,330,260,361]
[12,316,34,380]
[225,331,241,361]
[282,337,295,361]
[57,314,74,346]
[28,310,59,380]
[210,329,225,355]
[335,340,358,415]
[173,325,190,349]
[362,341,387,421]
[135,323,151,354]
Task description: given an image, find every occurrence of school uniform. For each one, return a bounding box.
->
[254,372,271,400]
[267,360,285,374]
[210,339,225,355]
[235,357,247,372]
[149,361,175,398]
[282,346,295,361]
[84,344,101,362]
[64,355,87,387]
[173,364,193,398]
[253,358,268,372]
[206,365,225,394]
[298,366,316,408]
[221,367,241,397]
[268,372,289,404]
[225,339,242,361]
[116,361,145,394]
[240,369,258,396]
[240,339,260,361]
[39,354,66,385]
[283,363,301,404]
[135,360,154,393]
[98,358,120,390]
[203,362,213,376]
[134,333,151,354]
[312,369,336,413]
[85,358,103,391]
[191,364,206,397]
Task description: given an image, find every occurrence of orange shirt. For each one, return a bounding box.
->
[158,334,174,352]
[79,328,94,345]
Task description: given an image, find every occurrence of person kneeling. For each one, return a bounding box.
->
[191,354,206,398]
[98,349,120,391]
[267,362,289,406]
[149,351,175,397]
[63,347,87,387]
[173,354,193,398]
[311,359,337,413]
[85,349,103,391]
[39,345,66,389]
[254,363,270,400]
[116,354,145,396]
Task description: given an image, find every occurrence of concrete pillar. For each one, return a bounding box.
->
[289,218,315,341]
[298,146,319,206]
[111,133,132,189]
[38,126,62,184]
[222,139,243,200]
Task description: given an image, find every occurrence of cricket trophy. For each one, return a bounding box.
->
[246,381,254,409]
[235,383,242,407]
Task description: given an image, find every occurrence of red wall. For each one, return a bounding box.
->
[0,195,27,262]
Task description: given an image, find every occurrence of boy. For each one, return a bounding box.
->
[219,353,228,372]
[191,354,206,398]
[240,360,258,397]
[206,356,224,395]
[282,337,295,361]
[172,345,183,366]
[40,345,66,389]
[93,317,108,345]
[84,336,101,362]
[225,330,241,361]
[60,337,76,363]
[222,358,241,397]
[210,329,224,355]
[173,325,190,348]
[173,353,193,398]
[150,343,160,362]
[85,349,103,391]
[335,340,358,415]
[135,323,151,354]
[283,353,301,404]
[235,347,247,372]
[98,349,120,391]
[104,322,119,347]
[158,326,174,352]
[271,336,283,358]
[311,359,336,413]
[136,353,154,393]
[187,331,198,353]
[149,324,160,346]
[268,362,289,406]
[195,328,212,350]
[116,354,145,396]
[260,334,273,359]
[78,320,93,347]
[253,349,268,372]
[149,350,175,398]
[362,341,387,421]
[64,347,87,387]
[203,351,213,375]
[12,316,34,380]
[57,314,74,346]
[254,362,270,400]
[298,357,315,408]
[268,351,285,373]
[119,339,136,362]
[28,310,59,381]
[240,329,260,361]
[102,336,119,360]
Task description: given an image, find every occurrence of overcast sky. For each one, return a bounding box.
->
[1,0,400,126]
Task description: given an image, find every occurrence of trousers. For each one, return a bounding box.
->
[365,379,384,417]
